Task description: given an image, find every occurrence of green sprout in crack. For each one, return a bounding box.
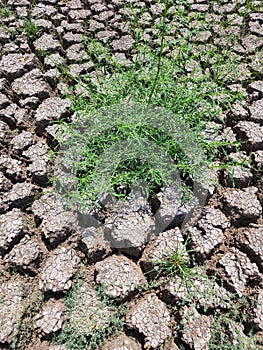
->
[153,237,195,281]
[19,18,40,39]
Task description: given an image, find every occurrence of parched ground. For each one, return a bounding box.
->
[0,0,263,349]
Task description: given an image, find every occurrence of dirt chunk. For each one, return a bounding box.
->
[11,69,51,101]
[4,234,42,273]
[181,306,211,350]
[0,53,37,81]
[252,290,263,331]
[160,269,230,309]
[111,35,135,51]
[39,247,80,293]
[0,279,26,344]
[35,97,71,135]
[223,187,262,225]
[154,185,195,231]
[34,34,63,54]
[249,99,263,124]
[234,121,263,151]
[0,208,27,255]
[218,248,260,296]
[236,225,263,271]
[140,228,187,277]
[127,293,171,349]
[101,333,142,350]
[190,207,230,259]
[104,192,155,257]
[34,299,66,337]
[1,182,36,212]
[95,255,147,299]
[79,226,110,262]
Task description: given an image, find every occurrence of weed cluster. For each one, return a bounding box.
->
[53,0,245,211]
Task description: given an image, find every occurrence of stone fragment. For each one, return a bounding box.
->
[104,192,155,256]
[181,306,211,350]
[127,293,171,349]
[218,248,260,296]
[39,247,80,292]
[95,255,147,299]
[0,53,37,80]
[0,208,27,255]
[0,279,26,344]
[11,69,51,100]
[35,96,71,134]
[223,187,262,225]
[4,234,42,272]
[235,121,263,151]
[190,207,230,258]
[34,299,66,337]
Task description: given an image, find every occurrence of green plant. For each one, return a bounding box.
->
[0,5,13,18]
[52,279,126,350]
[19,18,40,39]
[208,295,261,350]
[10,291,44,349]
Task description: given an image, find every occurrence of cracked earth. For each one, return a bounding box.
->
[0,0,262,349]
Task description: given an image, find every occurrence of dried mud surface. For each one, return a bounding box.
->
[0,0,263,349]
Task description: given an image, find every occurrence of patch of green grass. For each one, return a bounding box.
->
[54,0,244,211]
[208,295,261,350]
[52,279,126,350]
[152,237,195,282]
[0,5,13,18]
[19,18,40,39]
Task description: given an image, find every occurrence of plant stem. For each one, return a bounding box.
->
[147,0,170,105]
